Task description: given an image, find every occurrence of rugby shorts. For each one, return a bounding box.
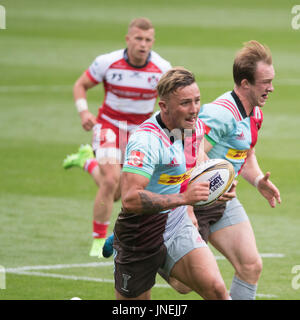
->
[194,197,249,242]
[114,212,207,298]
[92,118,131,164]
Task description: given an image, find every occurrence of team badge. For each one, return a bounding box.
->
[128,151,145,167]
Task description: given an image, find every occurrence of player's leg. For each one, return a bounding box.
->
[170,247,229,300]
[63,144,96,171]
[162,212,229,300]
[89,122,124,257]
[90,162,121,257]
[208,199,262,299]
[63,145,121,202]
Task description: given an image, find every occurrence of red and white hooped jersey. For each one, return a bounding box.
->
[86,49,172,130]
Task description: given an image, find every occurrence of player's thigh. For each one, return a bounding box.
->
[209,220,260,269]
[170,246,224,291]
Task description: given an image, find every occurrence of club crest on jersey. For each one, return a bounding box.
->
[148,75,159,88]
[128,151,145,167]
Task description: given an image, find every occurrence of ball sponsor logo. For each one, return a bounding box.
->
[208,173,224,192]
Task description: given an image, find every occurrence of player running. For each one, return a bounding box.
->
[192,40,281,300]
[103,41,281,300]
[63,18,171,257]
[114,67,230,300]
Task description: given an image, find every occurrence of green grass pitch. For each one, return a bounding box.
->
[1,0,300,300]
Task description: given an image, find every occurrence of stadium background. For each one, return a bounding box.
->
[0,0,300,300]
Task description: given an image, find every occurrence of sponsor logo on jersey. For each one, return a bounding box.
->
[128,151,145,167]
[158,169,192,185]
[226,148,247,160]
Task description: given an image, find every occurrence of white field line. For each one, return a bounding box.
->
[6,253,283,297]
[216,253,285,260]
[6,262,113,273]
[6,270,170,289]
[6,253,284,273]
[0,78,299,92]
[6,270,276,297]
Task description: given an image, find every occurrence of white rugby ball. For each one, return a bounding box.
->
[189,159,235,207]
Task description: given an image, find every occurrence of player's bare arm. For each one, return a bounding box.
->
[241,148,281,207]
[121,172,209,214]
[73,72,98,131]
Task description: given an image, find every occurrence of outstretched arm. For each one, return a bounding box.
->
[240,148,281,208]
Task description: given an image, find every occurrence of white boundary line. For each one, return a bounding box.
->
[5,253,283,298]
[6,253,284,273]
[6,262,113,273]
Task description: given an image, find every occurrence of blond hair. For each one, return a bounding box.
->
[128,17,154,32]
[157,67,196,99]
[233,40,272,85]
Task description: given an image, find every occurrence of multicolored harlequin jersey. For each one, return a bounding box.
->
[199,90,263,176]
[114,112,205,251]
[123,112,205,196]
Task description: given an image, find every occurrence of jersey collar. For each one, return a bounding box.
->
[156,113,183,144]
[124,49,151,69]
[231,90,249,118]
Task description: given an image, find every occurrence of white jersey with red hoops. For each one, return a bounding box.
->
[86,49,172,130]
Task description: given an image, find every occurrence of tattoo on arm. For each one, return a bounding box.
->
[138,191,184,215]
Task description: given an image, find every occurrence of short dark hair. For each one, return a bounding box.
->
[233,40,272,85]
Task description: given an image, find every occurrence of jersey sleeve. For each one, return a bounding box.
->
[86,53,113,83]
[123,131,161,180]
[151,51,172,74]
[199,103,235,145]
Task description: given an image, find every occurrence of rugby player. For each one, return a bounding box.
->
[169,40,281,299]
[62,18,171,257]
[104,41,281,300]
[113,67,231,300]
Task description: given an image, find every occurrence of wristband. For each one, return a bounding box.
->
[75,98,88,113]
[254,174,264,188]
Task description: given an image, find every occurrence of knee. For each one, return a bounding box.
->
[237,256,263,283]
[101,171,120,191]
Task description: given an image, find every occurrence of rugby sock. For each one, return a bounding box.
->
[84,158,98,174]
[229,275,257,300]
[93,220,109,239]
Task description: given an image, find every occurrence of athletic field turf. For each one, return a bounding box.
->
[1,0,300,300]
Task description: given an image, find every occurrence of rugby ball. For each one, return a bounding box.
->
[189,159,235,207]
